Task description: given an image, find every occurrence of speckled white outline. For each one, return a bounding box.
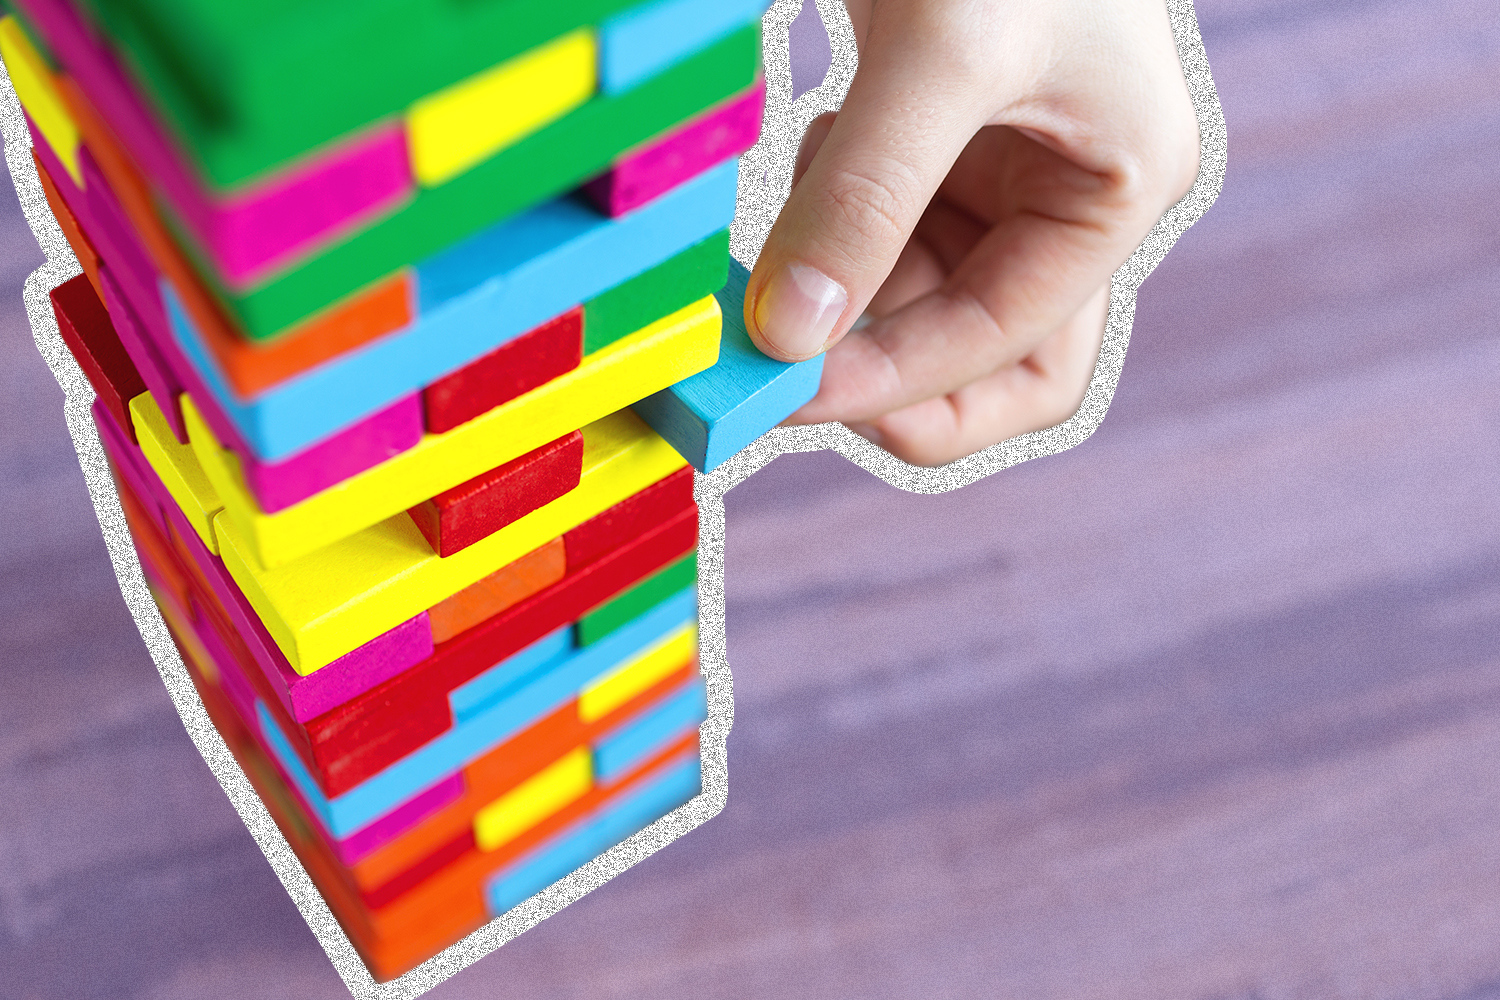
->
[0,1,1224,995]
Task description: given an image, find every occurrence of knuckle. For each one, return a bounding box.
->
[812,163,917,250]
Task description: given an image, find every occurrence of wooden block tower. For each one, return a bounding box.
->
[4,0,822,979]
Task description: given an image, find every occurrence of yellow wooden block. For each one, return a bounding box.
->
[0,17,82,187]
[188,294,720,570]
[407,27,597,187]
[215,411,688,674]
[131,392,224,555]
[578,623,698,723]
[474,747,593,852]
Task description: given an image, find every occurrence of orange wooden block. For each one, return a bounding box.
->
[33,149,103,301]
[427,536,566,643]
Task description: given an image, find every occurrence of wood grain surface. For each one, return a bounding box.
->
[3,0,1499,996]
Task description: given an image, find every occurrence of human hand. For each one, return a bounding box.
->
[744,0,1201,465]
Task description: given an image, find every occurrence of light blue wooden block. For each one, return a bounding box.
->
[255,587,698,837]
[593,678,706,781]
[167,159,739,461]
[600,0,772,95]
[632,259,824,472]
[485,751,702,916]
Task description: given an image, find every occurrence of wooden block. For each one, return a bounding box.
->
[130,391,223,554]
[598,0,768,94]
[585,81,763,218]
[583,229,729,355]
[50,274,146,443]
[0,15,80,184]
[185,295,719,569]
[95,265,190,441]
[563,464,694,570]
[578,622,696,723]
[428,538,566,645]
[634,259,824,472]
[33,151,103,301]
[480,743,699,919]
[408,28,597,187]
[212,411,686,674]
[576,551,696,646]
[93,398,164,535]
[312,503,698,797]
[409,431,584,558]
[422,308,582,435]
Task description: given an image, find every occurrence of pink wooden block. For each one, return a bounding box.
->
[94,397,166,537]
[329,773,466,865]
[14,0,415,289]
[240,393,426,514]
[584,80,766,218]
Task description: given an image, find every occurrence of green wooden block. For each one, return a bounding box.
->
[584,229,729,355]
[80,0,643,189]
[175,23,759,342]
[577,552,698,647]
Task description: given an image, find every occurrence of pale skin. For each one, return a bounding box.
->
[744,0,1202,466]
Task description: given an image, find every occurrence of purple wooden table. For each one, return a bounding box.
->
[4,0,1499,996]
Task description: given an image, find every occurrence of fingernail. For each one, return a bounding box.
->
[752,263,848,360]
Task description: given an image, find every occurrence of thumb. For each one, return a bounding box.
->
[745,15,982,362]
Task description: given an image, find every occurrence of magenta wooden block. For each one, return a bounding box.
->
[16,0,415,288]
[584,80,765,218]
[329,773,466,865]
[241,393,426,514]
[94,397,166,537]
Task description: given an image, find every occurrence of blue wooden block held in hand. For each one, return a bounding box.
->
[632,259,825,473]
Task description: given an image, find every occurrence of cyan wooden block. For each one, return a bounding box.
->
[599,0,770,94]
[632,260,824,472]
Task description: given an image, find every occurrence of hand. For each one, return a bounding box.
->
[745,0,1201,466]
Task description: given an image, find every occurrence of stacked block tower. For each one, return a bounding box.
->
[4,0,823,979]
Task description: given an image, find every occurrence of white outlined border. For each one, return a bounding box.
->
[0,1,1224,995]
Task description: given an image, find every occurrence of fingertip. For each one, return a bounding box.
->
[744,259,848,362]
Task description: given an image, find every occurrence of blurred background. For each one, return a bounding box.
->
[4,0,1499,996]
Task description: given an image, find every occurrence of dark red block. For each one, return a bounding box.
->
[563,465,695,570]
[51,274,146,443]
[407,431,584,558]
[421,307,583,434]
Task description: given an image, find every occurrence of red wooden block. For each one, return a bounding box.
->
[51,274,147,443]
[407,430,583,558]
[311,503,698,795]
[421,307,583,434]
[563,465,695,570]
